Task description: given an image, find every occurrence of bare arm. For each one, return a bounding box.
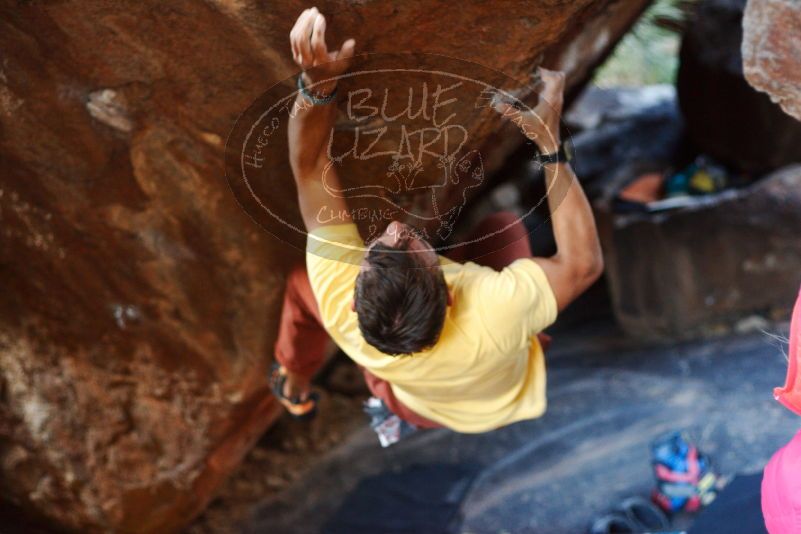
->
[288,7,356,232]
[279,8,356,402]
[536,157,604,312]
[495,69,603,312]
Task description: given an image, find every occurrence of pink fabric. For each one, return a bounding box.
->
[762,430,801,534]
[761,286,801,533]
[774,287,801,416]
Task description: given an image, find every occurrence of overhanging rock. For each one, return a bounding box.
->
[0,1,649,531]
[743,0,801,122]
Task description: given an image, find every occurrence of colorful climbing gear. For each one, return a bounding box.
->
[651,431,719,514]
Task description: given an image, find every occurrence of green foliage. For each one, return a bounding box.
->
[593,0,692,87]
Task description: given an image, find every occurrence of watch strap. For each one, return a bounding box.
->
[297,74,338,105]
[535,141,573,166]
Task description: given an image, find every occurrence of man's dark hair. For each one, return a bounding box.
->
[354,241,448,356]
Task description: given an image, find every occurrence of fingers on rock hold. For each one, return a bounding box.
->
[311,14,328,61]
[297,8,318,67]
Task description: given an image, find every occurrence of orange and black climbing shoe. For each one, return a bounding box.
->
[269,363,319,421]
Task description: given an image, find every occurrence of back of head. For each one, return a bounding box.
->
[354,242,448,355]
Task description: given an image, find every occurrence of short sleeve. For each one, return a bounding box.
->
[305,223,365,324]
[475,258,558,353]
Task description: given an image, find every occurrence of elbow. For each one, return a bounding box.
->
[575,250,604,289]
[586,252,604,283]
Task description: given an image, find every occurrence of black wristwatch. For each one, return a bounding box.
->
[534,139,574,166]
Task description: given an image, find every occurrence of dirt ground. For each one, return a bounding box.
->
[238,321,796,534]
[187,358,369,534]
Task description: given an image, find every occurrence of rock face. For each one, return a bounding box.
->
[0,1,649,532]
[596,165,801,342]
[676,0,801,174]
[743,0,801,122]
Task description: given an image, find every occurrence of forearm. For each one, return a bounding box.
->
[542,161,603,279]
[285,9,355,231]
[288,82,337,178]
[498,67,602,310]
[287,87,349,231]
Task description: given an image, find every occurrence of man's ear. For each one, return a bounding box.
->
[447,288,453,307]
[351,298,356,312]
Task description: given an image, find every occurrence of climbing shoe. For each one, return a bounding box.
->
[269,363,319,421]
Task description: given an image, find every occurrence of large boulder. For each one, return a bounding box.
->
[676,0,801,174]
[596,164,801,341]
[0,1,650,532]
[742,0,801,122]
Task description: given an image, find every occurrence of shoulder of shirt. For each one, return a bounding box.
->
[307,222,363,243]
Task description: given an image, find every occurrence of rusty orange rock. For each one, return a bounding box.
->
[743,0,801,122]
[0,1,648,531]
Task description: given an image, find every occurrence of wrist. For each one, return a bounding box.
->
[301,72,337,99]
[537,139,560,155]
[534,136,574,168]
[535,122,561,154]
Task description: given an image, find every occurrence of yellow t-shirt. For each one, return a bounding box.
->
[306,223,558,433]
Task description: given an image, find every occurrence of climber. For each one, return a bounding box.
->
[270,7,603,442]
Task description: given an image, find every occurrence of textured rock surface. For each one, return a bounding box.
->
[743,0,801,122]
[0,1,649,532]
[596,165,801,341]
[676,0,801,174]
